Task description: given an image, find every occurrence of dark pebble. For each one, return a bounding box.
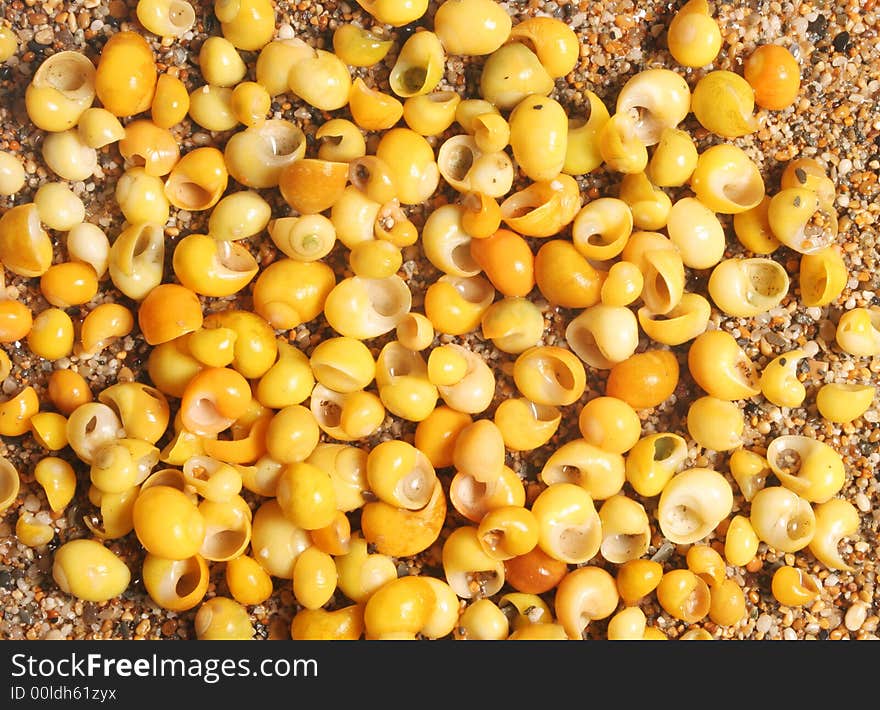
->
[832,31,850,52]
[122,578,144,600]
[116,620,132,640]
[0,569,13,589]
[396,21,423,41]
[82,603,101,626]
[744,401,762,417]
[818,628,830,640]
[56,28,75,46]
[204,11,219,35]
[858,440,877,456]
[807,14,828,38]
[18,609,32,624]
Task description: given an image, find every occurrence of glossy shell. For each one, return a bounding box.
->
[95,31,158,117]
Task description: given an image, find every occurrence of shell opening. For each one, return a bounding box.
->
[786,512,813,541]
[175,559,203,598]
[45,57,91,94]
[170,180,213,210]
[428,91,456,104]
[554,464,582,485]
[217,241,256,273]
[585,229,614,247]
[602,532,647,561]
[132,227,155,260]
[169,1,195,28]
[543,357,575,391]
[188,397,223,430]
[501,190,543,218]
[627,105,662,144]
[135,451,160,481]
[653,437,677,461]
[480,529,503,554]
[746,263,787,300]
[189,466,212,491]
[650,272,672,306]
[382,347,419,379]
[808,273,827,299]
[529,401,558,423]
[450,276,492,304]
[796,570,820,595]
[444,144,476,183]
[469,570,501,598]
[322,367,361,392]
[93,444,119,469]
[146,469,188,491]
[0,465,18,502]
[321,134,343,149]
[566,320,606,362]
[377,201,407,228]
[461,191,484,214]
[84,512,107,537]
[202,528,247,559]
[721,178,762,208]
[399,66,428,95]
[451,474,488,519]
[451,242,479,273]
[365,281,404,317]
[665,503,701,537]
[350,162,372,190]
[774,447,802,477]
[396,466,432,509]
[319,398,343,428]
[556,524,596,559]
[735,355,759,389]
[802,205,836,250]
[263,124,305,163]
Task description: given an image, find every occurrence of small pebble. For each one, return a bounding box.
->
[832,31,851,52]
[756,614,773,634]
[33,29,54,45]
[845,603,867,632]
